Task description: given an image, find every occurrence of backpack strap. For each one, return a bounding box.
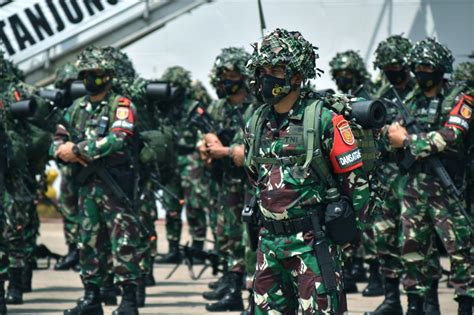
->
[303,100,337,188]
[248,104,270,167]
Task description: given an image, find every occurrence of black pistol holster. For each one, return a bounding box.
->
[242,196,260,251]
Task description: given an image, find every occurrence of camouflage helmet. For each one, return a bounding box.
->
[210,47,251,87]
[247,28,318,80]
[75,46,115,75]
[408,37,454,73]
[161,66,192,91]
[373,35,412,69]
[0,49,24,82]
[102,46,136,81]
[54,62,79,89]
[452,61,474,86]
[329,50,370,81]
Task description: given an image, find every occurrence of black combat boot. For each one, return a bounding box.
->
[145,257,155,287]
[362,261,384,297]
[423,280,440,315]
[6,267,23,304]
[351,257,368,282]
[99,284,119,306]
[0,282,7,315]
[406,293,424,315]
[364,277,402,315]
[64,283,103,315]
[208,273,227,290]
[22,260,34,293]
[206,272,244,312]
[155,241,181,264]
[55,244,80,270]
[191,240,205,265]
[457,296,472,315]
[203,272,231,300]
[136,276,146,308]
[112,283,139,315]
[343,266,358,294]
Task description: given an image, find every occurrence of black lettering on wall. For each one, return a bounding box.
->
[25,4,54,41]
[83,0,105,16]
[107,0,118,5]
[46,0,65,32]
[8,14,36,51]
[60,0,83,24]
[0,20,15,55]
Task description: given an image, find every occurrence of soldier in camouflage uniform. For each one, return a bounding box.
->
[330,50,374,99]
[244,28,370,314]
[157,66,211,264]
[199,47,253,312]
[53,62,81,272]
[329,49,378,294]
[387,38,473,315]
[53,47,141,315]
[0,51,52,305]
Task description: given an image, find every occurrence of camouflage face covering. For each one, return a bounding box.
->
[247,28,318,80]
[161,66,192,91]
[373,35,412,70]
[453,61,474,86]
[75,46,115,76]
[408,37,454,73]
[210,47,251,87]
[329,50,370,81]
[54,62,79,89]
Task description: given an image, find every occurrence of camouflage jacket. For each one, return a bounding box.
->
[394,82,473,189]
[244,94,370,227]
[51,91,136,164]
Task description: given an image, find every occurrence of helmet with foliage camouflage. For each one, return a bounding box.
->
[452,61,474,86]
[75,46,115,75]
[54,62,79,89]
[161,66,192,92]
[373,35,412,70]
[408,37,454,73]
[190,80,212,106]
[102,46,136,81]
[247,28,318,80]
[329,50,370,81]
[210,47,251,87]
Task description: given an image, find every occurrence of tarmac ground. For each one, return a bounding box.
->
[5,220,460,315]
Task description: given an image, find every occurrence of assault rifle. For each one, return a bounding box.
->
[388,86,473,229]
[188,102,235,146]
[165,243,224,280]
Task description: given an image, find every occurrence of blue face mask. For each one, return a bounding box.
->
[259,74,289,105]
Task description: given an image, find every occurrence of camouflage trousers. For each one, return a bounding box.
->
[161,175,183,243]
[58,166,80,246]
[216,180,245,272]
[0,194,9,282]
[137,178,158,275]
[78,181,141,285]
[4,175,38,268]
[400,175,473,298]
[254,230,347,315]
[372,162,407,278]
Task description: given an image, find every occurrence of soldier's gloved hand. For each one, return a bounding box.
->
[387,122,408,148]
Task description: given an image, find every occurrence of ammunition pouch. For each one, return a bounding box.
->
[324,197,357,245]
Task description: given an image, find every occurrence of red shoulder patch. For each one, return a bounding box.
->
[445,94,472,132]
[118,97,131,106]
[330,115,363,174]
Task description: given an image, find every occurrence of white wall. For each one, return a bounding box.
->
[123,0,474,96]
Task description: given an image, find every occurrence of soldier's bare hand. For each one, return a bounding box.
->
[204,133,221,145]
[231,144,245,167]
[388,122,408,148]
[56,142,76,162]
[207,142,228,159]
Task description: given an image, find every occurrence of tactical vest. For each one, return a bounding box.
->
[247,98,378,189]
